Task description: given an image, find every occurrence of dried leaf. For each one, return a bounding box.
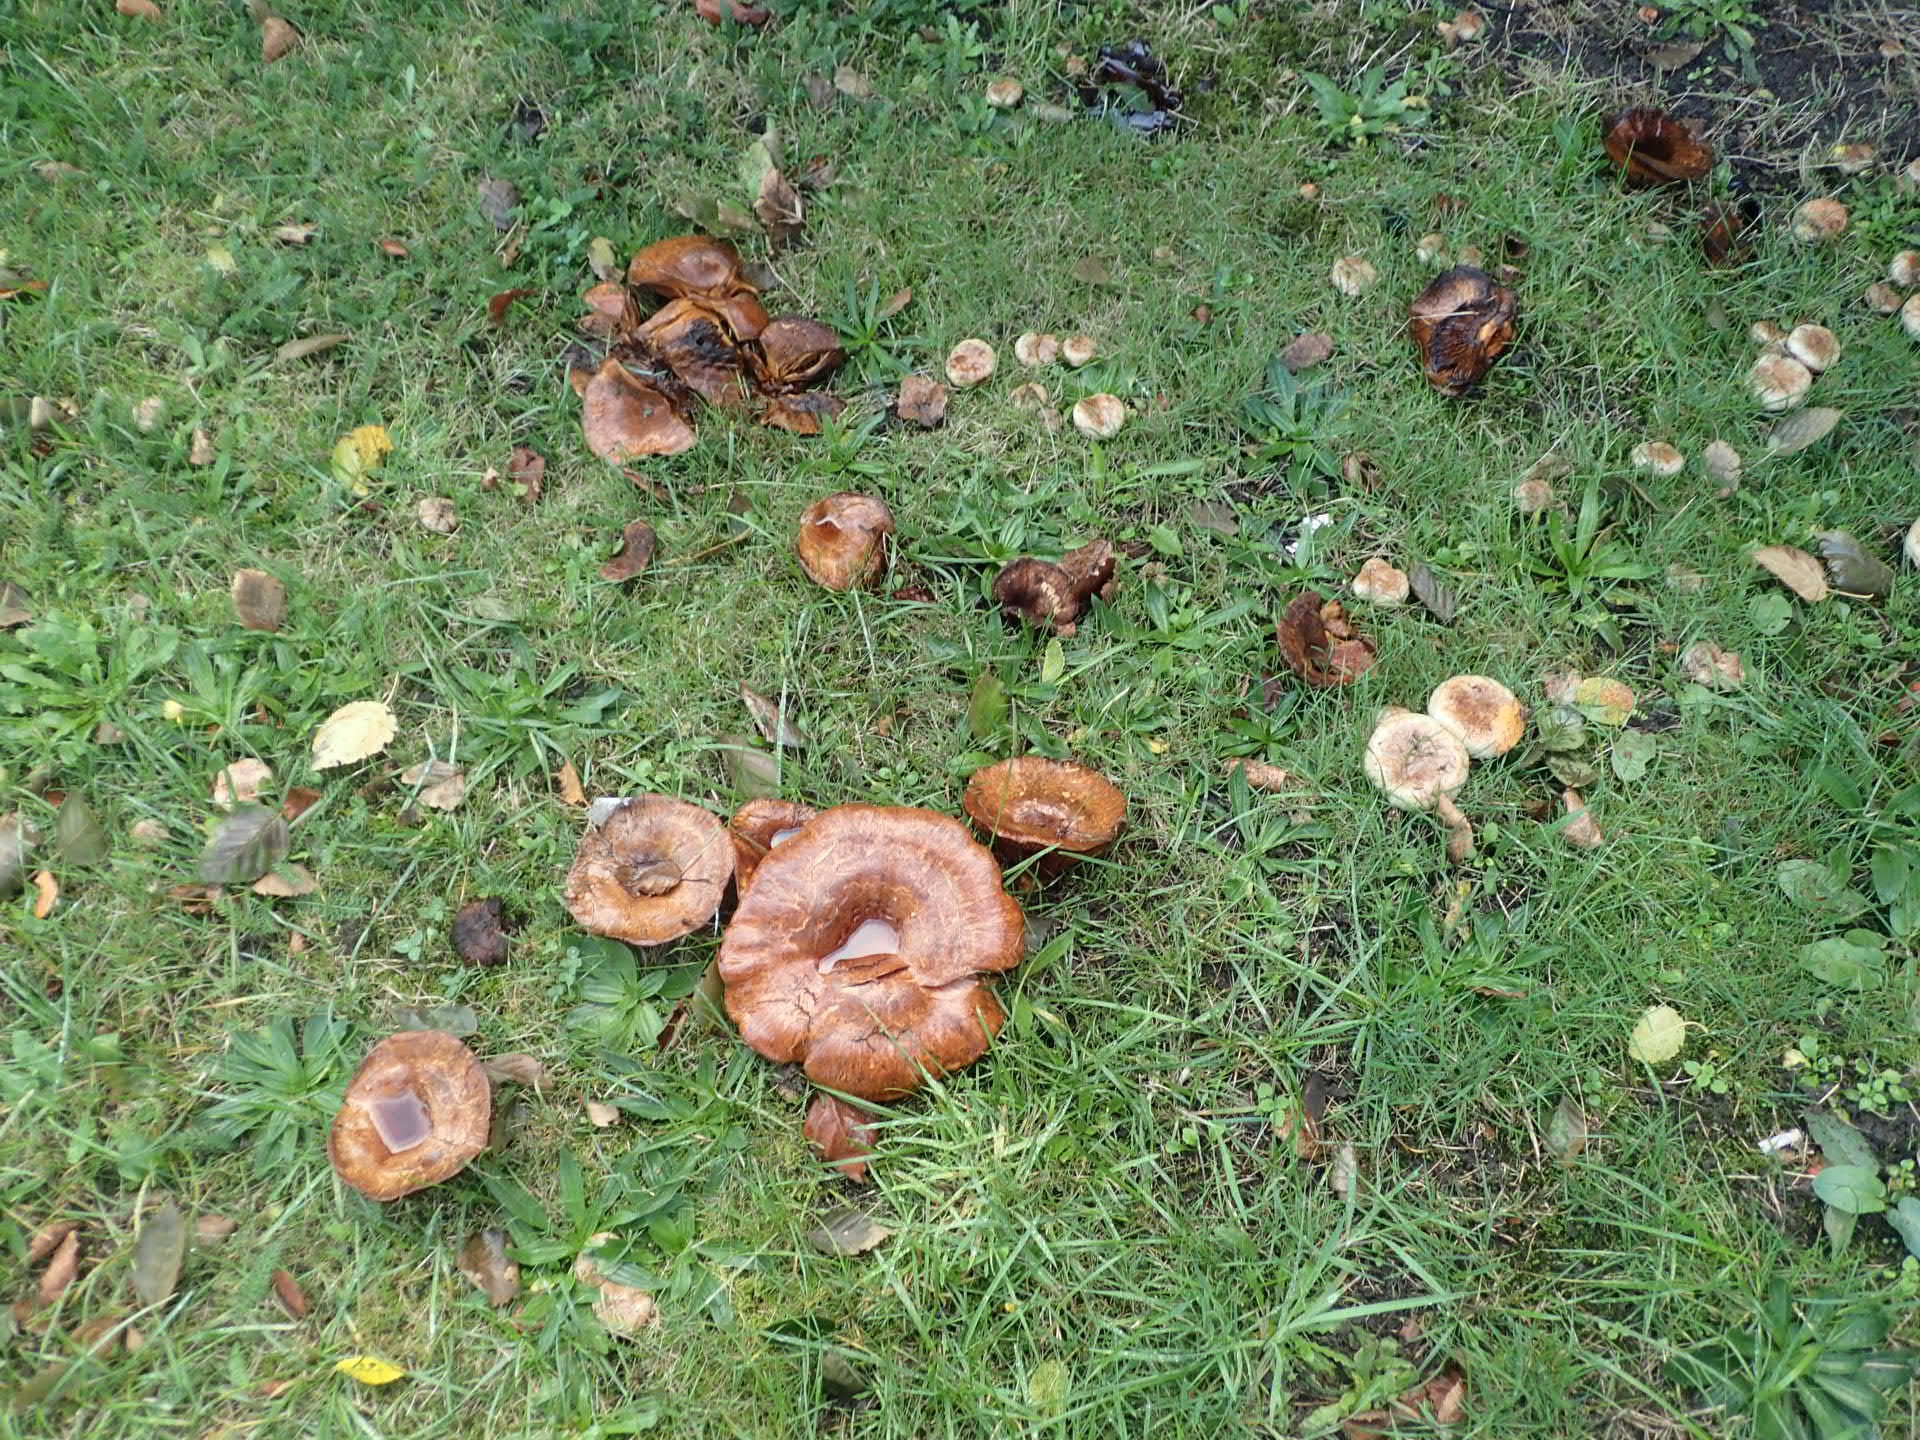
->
[895,374,948,427]
[586,1101,620,1128]
[282,786,321,822]
[1275,593,1375,687]
[452,898,509,966]
[1679,640,1743,691]
[458,1229,520,1306]
[833,64,873,99]
[807,1206,892,1255]
[399,759,467,811]
[271,1268,308,1319]
[0,582,31,628]
[1279,331,1333,373]
[600,521,657,582]
[213,758,274,806]
[28,1219,79,1266]
[693,0,769,24]
[231,569,287,632]
[40,1228,80,1305]
[477,178,520,231]
[275,333,349,363]
[1560,788,1605,849]
[1815,530,1894,599]
[1610,731,1656,783]
[54,794,108,865]
[1572,677,1635,727]
[251,862,317,898]
[505,445,545,503]
[721,735,780,798]
[1070,256,1114,287]
[312,699,397,769]
[378,238,409,258]
[330,424,392,489]
[1545,1096,1587,1164]
[741,684,808,749]
[805,1093,878,1184]
[1627,1004,1686,1064]
[417,497,458,534]
[272,222,317,246]
[30,868,58,918]
[1225,758,1296,793]
[1767,407,1842,456]
[878,287,913,320]
[480,1052,547,1089]
[487,287,536,327]
[334,1356,406,1386]
[1751,545,1830,602]
[1406,563,1458,623]
[754,168,804,250]
[260,13,299,62]
[198,804,290,884]
[555,760,587,807]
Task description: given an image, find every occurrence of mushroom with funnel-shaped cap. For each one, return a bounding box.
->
[626,236,768,340]
[718,805,1025,1101]
[328,1031,491,1201]
[962,757,1126,875]
[1426,675,1526,758]
[728,798,818,896]
[991,539,1117,636]
[564,796,732,946]
[1365,708,1475,863]
[796,493,894,591]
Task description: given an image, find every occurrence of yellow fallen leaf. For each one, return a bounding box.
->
[312,700,397,770]
[1572,677,1634,727]
[1627,1004,1687,1065]
[334,1355,406,1385]
[330,424,393,493]
[31,869,58,919]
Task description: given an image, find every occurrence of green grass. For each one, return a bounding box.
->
[3,0,1919,1436]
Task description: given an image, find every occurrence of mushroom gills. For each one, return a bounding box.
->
[820,917,903,972]
[367,1090,433,1154]
[769,827,806,846]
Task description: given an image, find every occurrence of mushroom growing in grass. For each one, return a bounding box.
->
[962,757,1127,875]
[1785,324,1840,373]
[1426,675,1525,759]
[945,338,997,388]
[992,539,1117,636]
[1790,198,1849,242]
[729,798,818,896]
[1071,393,1127,439]
[796,493,895,591]
[1061,334,1098,367]
[1014,332,1059,367]
[564,796,733,946]
[1408,267,1518,396]
[1749,353,1813,411]
[1891,251,1920,288]
[1630,442,1684,478]
[1351,557,1410,605]
[717,805,1025,1101]
[328,1031,491,1201]
[1364,708,1475,863]
[1902,294,1920,341]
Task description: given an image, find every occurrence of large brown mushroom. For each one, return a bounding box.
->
[626,236,768,341]
[729,798,819,895]
[962,757,1127,874]
[581,360,696,461]
[796,493,894,590]
[564,795,733,946]
[717,805,1026,1101]
[633,299,749,407]
[1602,108,1713,187]
[752,316,847,392]
[1408,267,1517,397]
[328,1031,491,1201]
[991,538,1117,636]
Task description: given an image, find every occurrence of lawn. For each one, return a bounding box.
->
[3,0,1919,1436]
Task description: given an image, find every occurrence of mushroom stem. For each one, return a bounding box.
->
[1434,795,1474,865]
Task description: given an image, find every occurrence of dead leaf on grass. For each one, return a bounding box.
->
[1224,758,1297,793]
[251,863,317,898]
[281,786,321,822]
[804,1093,878,1184]
[1815,530,1893,598]
[1407,563,1458,624]
[694,0,769,23]
[199,805,290,884]
[503,445,545,502]
[275,333,350,363]
[741,684,808,749]
[40,1228,80,1305]
[895,374,948,427]
[487,287,536,327]
[0,582,31,628]
[117,0,163,17]
[754,168,804,250]
[808,1206,891,1255]
[554,761,587,807]
[477,178,520,231]
[480,1052,546,1089]
[270,1268,309,1319]
[213,758,274,807]
[586,1100,620,1128]
[1279,331,1333,373]
[378,237,410,258]
[458,1229,519,1306]
[600,521,657,582]
[28,1220,79,1266]
[30,869,58,919]
[1679,640,1744,691]
[189,429,216,466]
[312,700,397,769]
[452,898,509,965]
[1767,406,1842,456]
[273,222,318,246]
[55,795,107,865]
[399,759,467,811]
[1560,789,1605,849]
[231,569,287,632]
[1545,1095,1588,1164]
[1752,544,1829,602]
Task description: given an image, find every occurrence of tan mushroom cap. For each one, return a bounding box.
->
[728,798,819,895]
[624,236,768,340]
[581,360,696,461]
[328,1031,491,1202]
[752,316,847,391]
[717,804,1026,1101]
[564,795,733,946]
[945,338,997,388]
[962,757,1127,873]
[796,493,895,591]
[1426,675,1526,759]
[1365,709,1470,809]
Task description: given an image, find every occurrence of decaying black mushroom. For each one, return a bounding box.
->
[991,539,1117,636]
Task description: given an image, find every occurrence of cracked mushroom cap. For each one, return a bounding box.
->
[564,795,733,946]
[729,798,819,895]
[796,493,895,591]
[962,757,1127,872]
[1364,708,1470,811]
[625,236,768,339]
[1408,266,1518,396]
[634,298,748,406]
[752,316,847,391]
[717,804,1026,1101]
[581,360,696,461]
[328,1031,491,1201]
[1426,675,1526,759]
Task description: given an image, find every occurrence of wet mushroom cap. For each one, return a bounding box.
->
[635,299,748,406]
[1426,675,1526,759]
[796,493,895,590]
[729,798,820,894]
[1408,267,1518,396]
[581,360,696,461]
[328,1031,491,1202]
[753,316,847,390]
[1602,108,1713,186]
[628,236,750,300]
[717,804,1026,1101]
[962,757,1127,865]
[564,795,733,946]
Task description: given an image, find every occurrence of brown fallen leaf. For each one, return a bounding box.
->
[281,786,321,822]
[0,582,32,628]
[600,521,657,582]
[194,1215,238,1247]
[1276,593,1376,687]
[189,428,216,466]
[740,684,808,749]
[1279,331,1334,373]
[231,569,287,631]
[117,0,163,17]
[1679,640,1743,691]
[251,863,318,898]
[505,445,545,502]
[40,1228,80,1305]
[213,758,274,807]
[480,1052,547,1091]
[260,13,299,62]
[1603,107,1712,187]
[554,760,587,807]
[28,1220,79,1266]
[452,898,509,966]
[275,333,350,363]
[33,161,86,181]
[399,759,467,811]
[458,1229,520,1306]
[271,1268,309,1319]
[1560,789,1605,849]
[272,222,317,245]
[1751,544,1829,603]
[477,177,520,231]
[31,869,58,919]
[1224,758,1296,793]
[804,1093,878,1183]
[693,0,769,24]
[487,287,536,327]
[586,1100,620,1128]
[895,374,948,427]
[755,168,804,250]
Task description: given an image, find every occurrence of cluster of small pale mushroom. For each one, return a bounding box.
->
[944,332,1128,439]
[1747,319,1842,413]
[1362,676,1527,865]
[1865,248,1920,340]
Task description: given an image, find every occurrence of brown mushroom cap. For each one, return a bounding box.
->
[962,757,1127,871]
[1426,675,1526,759]
[753,316,847,391]
[634,298,748,407]
[328,1031,491,1202]
[1408,267,1518,396]
[991,539,1117,636]
[762,391,848,436]
[729,798,819,895]
[796,493,894,590]
[628,236,749,300]
[717,804,1026,1101]
[1602,108,1713,187]
[564,796,733,946]
[581,360,696,461]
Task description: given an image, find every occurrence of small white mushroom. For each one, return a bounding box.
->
[1905,518,1920,568]
[1630,442,1685,477]
[1364,708,1474,863]
[1749,353,1813,411]
[1790,198,1849,242]
[1749,320,1787,348]
[1350,557,1410,606]
[1829,142,1876,175]
[1889,250,1920,287]
[1444,8,1486,42]
[1415,232,1449,267]
[1785,324,1840,373]
[1426,675,1525,759]
[1061,334,1098,368]
[1071,394,1127,439]
[1701,440,1741,486]
[984,78,1024,109]
[1007,381,1051,411]
[1512,478,1555,515]
[1865,282,1904,316]
[1330,256,1378,297]
[1902,293,1920,341]
[945,338,997,388]
[1014,332,1059,367]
